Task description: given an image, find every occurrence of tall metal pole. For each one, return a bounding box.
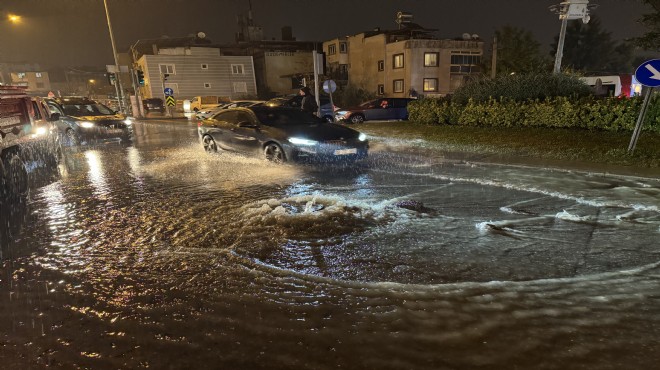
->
[312,50,321,117]
[103,0,125,113]
[553,14,569,74]
[628,86,655,153]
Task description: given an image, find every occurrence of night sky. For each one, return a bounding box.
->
[0,0,654,67]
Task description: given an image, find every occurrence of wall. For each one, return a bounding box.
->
[261,51,314,96]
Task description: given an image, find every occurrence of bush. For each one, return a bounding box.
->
[408,95,660,133]
[451,72,593,104]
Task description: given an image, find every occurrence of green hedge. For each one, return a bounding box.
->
[408,96,660,133]
[451,73,593,104]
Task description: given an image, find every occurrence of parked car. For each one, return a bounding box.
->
[186,96,231,112]
[266,95,336,122]
[198,106,368,163]
[142,98,165,114]
[334,97,415,123]
[45,96,133,145]
[194,100,265,119]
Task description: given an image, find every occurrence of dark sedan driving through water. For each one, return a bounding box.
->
[198,106,368,163]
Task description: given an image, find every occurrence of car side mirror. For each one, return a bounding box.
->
[238,121,258,128]
[48,113,60,121]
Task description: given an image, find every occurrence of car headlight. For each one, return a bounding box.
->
[79,121,95,128]
[123,118,133,125]
[289,137,318,146]
[358,133,367,141]
[34,127,48,136]
[336,111,347,116]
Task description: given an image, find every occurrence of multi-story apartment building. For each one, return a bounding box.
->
[132,37,257,101]
[324,24,484,97]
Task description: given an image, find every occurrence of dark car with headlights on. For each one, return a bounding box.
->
[198,106,368,163]
[45,97,133,145]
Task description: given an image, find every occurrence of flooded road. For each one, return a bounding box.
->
[1,119,659,369]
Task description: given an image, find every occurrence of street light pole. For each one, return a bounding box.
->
[553,14,569,74]
[103,0,125,113]
[549,0,597,74]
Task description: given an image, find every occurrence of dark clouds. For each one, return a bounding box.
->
[0,0,653,67]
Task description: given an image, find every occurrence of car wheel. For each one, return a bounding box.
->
[264,143,285,163]
[65,129,80,146]
[202,135,218,153]
[2,154,28,196]
[350,114,365,124]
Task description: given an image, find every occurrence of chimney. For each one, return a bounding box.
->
[282,26,294,41]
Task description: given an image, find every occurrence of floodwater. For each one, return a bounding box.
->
[1,120,659,369]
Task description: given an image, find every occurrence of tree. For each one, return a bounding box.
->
[632,0,660,51]
[490,25,549,76]
[551,16,634,74]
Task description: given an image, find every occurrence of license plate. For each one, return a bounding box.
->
[106,129,124,134]
[334,148,357,155]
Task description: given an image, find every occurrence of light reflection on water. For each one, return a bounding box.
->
[0,122,659,369]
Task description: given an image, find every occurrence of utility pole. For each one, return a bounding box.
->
[490,35,497,79]
[103,0,126,114]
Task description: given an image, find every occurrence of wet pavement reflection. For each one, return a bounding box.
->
[1,119,659,369]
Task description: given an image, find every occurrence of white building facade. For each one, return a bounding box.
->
[135,47,257,101]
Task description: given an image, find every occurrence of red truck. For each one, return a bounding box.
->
[0,86,60,196]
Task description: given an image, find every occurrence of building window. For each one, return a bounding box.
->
[393,54,404,69]
[232,64,244,74]
[423,78,438,92]
[35,72,43,78]
[339,42,347,53]
[233,82,247,93]
[450,52,482,73]
[204,83,212,88]
[393,79,404,93]
[159,64,176,75]
[17,72,26,79]
[424,53,439,67]
[201,64,208,70]
[328,44,337,55]
[378,84,385,95]
[377,60,384,71]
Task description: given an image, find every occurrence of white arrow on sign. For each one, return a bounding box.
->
[645,64,660,80]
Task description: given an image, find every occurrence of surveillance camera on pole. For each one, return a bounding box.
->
[549,0,598,74]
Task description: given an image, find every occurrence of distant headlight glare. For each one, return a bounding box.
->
[80,121,95,128]
[289,137,318,146]
[358,133,367,141]
[35,127,48,136]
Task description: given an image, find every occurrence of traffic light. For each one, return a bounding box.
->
[163,73,169,82]
[136,70,145,86]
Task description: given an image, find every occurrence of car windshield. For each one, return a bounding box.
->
[359,100,377,107]
[252,107,324,126]
[62,103,115,117]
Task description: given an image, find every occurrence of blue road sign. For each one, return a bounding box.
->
[164,87,174,96]
[635,59,660,87]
